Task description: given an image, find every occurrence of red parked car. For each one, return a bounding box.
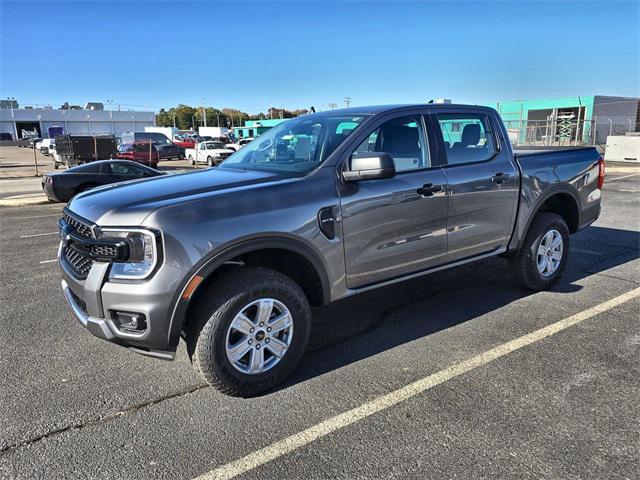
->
[116,142,160,168]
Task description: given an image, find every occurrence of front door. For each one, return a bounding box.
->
[433,110,519,261]
[339,114,448,288]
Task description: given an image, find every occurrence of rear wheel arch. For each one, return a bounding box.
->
[516,187,581,250]
[168,237,331,351]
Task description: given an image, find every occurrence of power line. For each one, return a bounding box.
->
[328,103,338,110]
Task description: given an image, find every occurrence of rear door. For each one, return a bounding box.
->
[431,109,518,261]
[339,112,449,288]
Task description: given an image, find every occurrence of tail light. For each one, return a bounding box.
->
[597,157,605,190]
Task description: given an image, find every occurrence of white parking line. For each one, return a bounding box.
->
[194,287,640,480]
[8,213,60,220]
[39,259,58,264]
[607,172,640,182]
[19,232,58,238]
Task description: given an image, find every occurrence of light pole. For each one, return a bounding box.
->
[33,114,41,176]
[344,96,351,108]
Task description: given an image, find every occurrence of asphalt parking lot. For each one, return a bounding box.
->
[1,172,639,479]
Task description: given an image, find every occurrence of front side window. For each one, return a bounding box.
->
[219,113,369,176]
[352,115,429,172]
[437,113,496,165]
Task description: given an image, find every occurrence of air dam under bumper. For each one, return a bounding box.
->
[60,257,188,360]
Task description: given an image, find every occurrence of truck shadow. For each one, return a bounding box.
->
[282,226,639,391]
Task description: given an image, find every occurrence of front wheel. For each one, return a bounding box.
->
[188,267,312,397]
[207,156,213,167]
[509,212,569,291]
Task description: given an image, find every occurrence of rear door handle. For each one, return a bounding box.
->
[491,172,510,184]
[417,183,443,197]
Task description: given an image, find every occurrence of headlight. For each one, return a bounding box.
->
[96,228,160,280]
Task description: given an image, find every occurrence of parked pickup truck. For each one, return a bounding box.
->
[58,104,604,396]
[185,140,234,166]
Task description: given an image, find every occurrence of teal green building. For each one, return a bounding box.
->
[233,119,287,139]
[487,95,639,145]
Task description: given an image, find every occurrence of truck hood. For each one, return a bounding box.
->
[67,167,282,225]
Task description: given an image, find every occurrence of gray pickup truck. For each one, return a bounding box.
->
[58,104,604,396]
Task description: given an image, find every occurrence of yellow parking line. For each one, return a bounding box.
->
[194,287,640,480]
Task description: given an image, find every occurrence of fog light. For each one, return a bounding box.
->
[111,311,147,333]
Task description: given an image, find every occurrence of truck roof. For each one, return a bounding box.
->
[308,103,498,117]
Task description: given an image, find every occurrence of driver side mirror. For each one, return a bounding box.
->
[343,152,396,182]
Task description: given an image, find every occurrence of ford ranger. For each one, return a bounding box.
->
[58,104,604,396]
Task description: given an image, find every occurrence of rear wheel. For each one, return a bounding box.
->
[188,267,312,397]
[509,212,569,291]
[53,161,59,170]
[77,183,97,195]
[188,154,195,165]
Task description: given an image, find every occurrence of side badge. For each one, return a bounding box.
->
[318,207,337,240]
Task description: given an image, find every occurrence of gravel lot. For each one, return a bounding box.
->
[0,172,638,479]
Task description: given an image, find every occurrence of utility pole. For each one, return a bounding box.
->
[344,96,351,108]
[328,103,338,110]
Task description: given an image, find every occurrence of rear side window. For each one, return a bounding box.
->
[134,143,155,153]
[437,113,496,165]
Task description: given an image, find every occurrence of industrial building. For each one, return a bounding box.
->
[490,95,640,146]
[233,119,286,139]
[0,105,156,139]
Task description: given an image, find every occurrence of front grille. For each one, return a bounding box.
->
[61,211,95,278]
[63,212,92,238]
[64,246,93,278]
[90,244,117,257]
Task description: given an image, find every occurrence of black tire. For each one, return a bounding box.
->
[188,154,195,165]
[188,267,311,397]
[207,156,213,167]
[509,212,570,291]
[53,161,59,170]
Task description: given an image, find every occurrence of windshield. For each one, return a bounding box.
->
[207,142,226,149]
[219,114,369,176]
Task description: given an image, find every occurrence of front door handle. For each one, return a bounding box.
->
[417,183,443,197]
[491,172,510,184]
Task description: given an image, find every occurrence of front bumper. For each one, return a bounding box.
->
[60,247,186,360]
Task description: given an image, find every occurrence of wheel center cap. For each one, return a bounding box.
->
[255,330,266,341]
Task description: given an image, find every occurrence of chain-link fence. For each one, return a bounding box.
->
[502,118,597,147]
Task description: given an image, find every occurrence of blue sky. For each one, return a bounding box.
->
[1,1,638,113]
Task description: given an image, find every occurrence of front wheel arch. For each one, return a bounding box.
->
[167,237,331,351]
